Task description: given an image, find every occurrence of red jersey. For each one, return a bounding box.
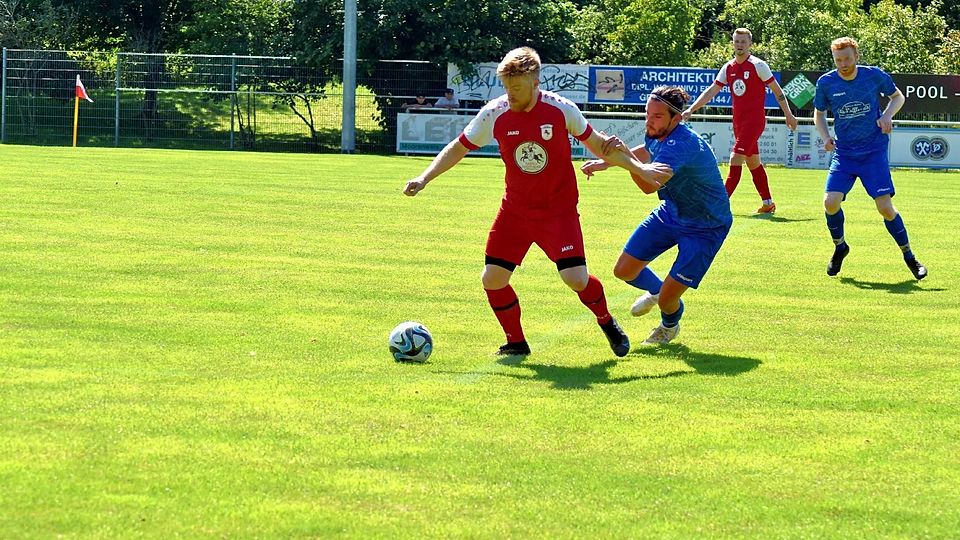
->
[714,55,774,130]
[459,90,593,217]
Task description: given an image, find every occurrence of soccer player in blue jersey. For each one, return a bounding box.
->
[813,37,927,280]
[582,86,733,345]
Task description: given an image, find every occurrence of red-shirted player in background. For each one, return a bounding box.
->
[403,46,641,357]
[682,28,798,214]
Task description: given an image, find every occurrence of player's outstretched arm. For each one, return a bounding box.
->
[583,131,669,193]
[403,139,470,196]
[682,84,721,122]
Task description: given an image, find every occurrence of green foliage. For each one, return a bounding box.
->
[0,0,79,48]
[939,29,960,74]
[180,0,294,56]
[568,4,611,64]
[697,0,859,70]
[854,0,948,74]
[292,0,577,68]
[570,0,705,66]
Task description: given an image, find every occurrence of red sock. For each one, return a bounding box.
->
[750,164,771,201]
[485,286,525,343]
[577,275,612,325]
[725,165,743,197]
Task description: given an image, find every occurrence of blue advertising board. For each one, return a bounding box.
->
[588,66,781,108]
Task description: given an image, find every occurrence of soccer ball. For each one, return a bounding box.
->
[388,321,433,363]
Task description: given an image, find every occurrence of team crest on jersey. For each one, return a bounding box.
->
[733,79,747,96]
[515,141,548,174]
[540,124,553,141]
[744,71,750,80]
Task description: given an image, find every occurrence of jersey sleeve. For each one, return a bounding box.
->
[459,105,496,149]
[877,69,897,97]
[714,65,728,86]
[813,77,829,112]
[558,97,592,140]
[755,60,774,84]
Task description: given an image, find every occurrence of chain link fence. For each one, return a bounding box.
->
[1,49,449,153]
[3,48,957,154]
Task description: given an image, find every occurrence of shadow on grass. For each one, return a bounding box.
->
[485,344,761,390]
[735,213,818,223]
[839,276,946,294]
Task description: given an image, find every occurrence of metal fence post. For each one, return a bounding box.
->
[230,54,236,150]
[1,48,7,144]
[115,53,121,147]
[341,0,357,153]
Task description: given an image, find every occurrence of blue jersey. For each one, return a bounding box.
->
[813,66,897,158]
[645,124,732,230]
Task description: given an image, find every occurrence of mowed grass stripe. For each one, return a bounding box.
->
[1,146,958,538]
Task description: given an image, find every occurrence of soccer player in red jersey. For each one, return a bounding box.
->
[682,28,798,213]
[403,46,634,357]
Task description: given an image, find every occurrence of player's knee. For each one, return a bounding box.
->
[558,265,589,291]
[824,196,842,214]
[613,262,635,282]
[877,205,897,220]
[481,268,510,290]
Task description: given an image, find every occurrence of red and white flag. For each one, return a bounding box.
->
[75,75,93,103]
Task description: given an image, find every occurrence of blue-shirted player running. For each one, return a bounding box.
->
[813,37,927,280]
[582,86,733,345]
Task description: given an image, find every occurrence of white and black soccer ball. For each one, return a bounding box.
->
[388,321,433,363]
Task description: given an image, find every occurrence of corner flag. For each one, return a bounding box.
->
[72,75,93,147]
[75,75,93,103]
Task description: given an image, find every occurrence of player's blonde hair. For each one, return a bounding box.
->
[732,28,753,40]
[831,37,859,52]
[497,47,541,79]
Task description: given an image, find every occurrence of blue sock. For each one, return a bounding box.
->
[825,209,846,246]
[661,299,684,328]
[626,267,662,294]
[883,214,913,259]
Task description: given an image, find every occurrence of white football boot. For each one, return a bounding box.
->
[641,324,680,345]
[630,292,660,316]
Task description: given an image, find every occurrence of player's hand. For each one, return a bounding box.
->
[785,114,798,131]
[877,115,894,134]
[403,178,428,196]
[580,159,610,177]
[824,138,836,152]
[681,108,693,122]
[600,135,626,156]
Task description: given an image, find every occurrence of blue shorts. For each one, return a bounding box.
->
[826,149,895,199]
[623,212,731,289]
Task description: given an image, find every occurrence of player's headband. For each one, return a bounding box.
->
[649,93,684,115]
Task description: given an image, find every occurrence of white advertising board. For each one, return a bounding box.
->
[889,127,960,169]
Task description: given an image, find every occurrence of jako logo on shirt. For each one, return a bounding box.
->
[540,124,553,141]
[515,142,548,174]
[561,245,574,252]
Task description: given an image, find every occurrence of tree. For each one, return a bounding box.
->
[180,0,294,56]
[854,0,947,74]
[1,0,79,49]
[939,29,960,73]
[290,0,580,148]
[569,0,706,66]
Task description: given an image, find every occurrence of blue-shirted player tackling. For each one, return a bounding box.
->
[813,37,927,280]
[582,86,733,345]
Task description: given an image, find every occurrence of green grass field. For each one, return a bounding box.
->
[1,146,958,538]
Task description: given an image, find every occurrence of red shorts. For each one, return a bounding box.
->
[732,118,765,156]
[485,207,586,267]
